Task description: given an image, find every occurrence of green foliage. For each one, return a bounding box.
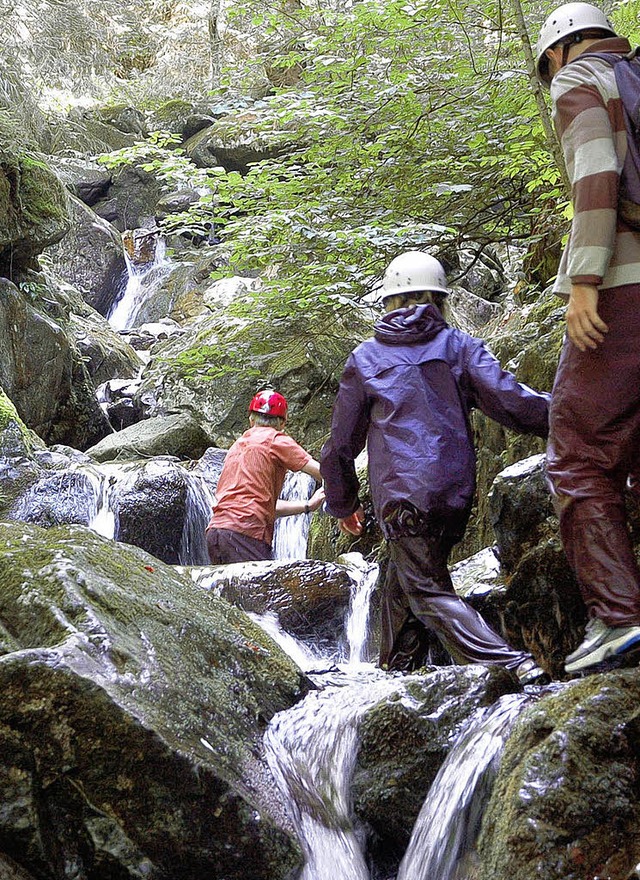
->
[202,0,565,315]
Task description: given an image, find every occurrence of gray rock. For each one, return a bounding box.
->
[0,281,112,449]
[53,157,112,206]
[489,453,555,574]
[478,671,640,880]
[0,520,306,879]
[44,194,128,317]
[190,559,354,651]
[86,412,214,462]
[0,154,70,272]
[353,665,522,868]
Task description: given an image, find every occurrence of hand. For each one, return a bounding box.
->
[566,283,609,351]
[307,486,325,512]
[339,506,365,536]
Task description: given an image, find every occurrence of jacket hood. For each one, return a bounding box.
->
[374,303,447,345]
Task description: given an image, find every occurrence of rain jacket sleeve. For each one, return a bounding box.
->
[320,354,370,519]
[463,340,550,437]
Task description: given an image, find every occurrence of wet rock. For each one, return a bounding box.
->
[53,157,113,206]
[0,280,112,449]
[154,188,200,219]
[193,445,228,496]
[0,520,306,879]
[353,665,522,866]
[478,671,640,880]
[44,195,128,316]
[489,453,555,574]
[86,412,215,462]
[189,559,354,651]
[92,166,163,232]
[97,378,148,431]
[112,458,212,565]
[502,537,585,682]
[70,311,143,389]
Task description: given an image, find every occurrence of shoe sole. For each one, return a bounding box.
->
[565,631,640,674]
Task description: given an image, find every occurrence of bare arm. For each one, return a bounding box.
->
[275,486,325,518]
[302,457,322,482]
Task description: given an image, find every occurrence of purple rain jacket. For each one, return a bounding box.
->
[320,303,550,540]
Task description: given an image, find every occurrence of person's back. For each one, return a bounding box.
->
[206,390,323,565]
[324,298,549,540]
[212,424,309,546]
[321,251,550,683]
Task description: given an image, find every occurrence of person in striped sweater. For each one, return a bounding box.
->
[535,3,640,674]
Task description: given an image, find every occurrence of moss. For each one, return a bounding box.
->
[0,385,43,453]
[19,157,68,224]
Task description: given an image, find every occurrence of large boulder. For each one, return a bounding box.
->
[189,559,356,654]
[183,111,286,173]
[44,194,128,317]
[0,520,307,879]
[352,664,523,875]
[0,280,112,449]
[478,671,640,880]
[0,153,70,274]
[86,412,214,462]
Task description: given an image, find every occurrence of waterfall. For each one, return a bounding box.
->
[108,234,172,331]
[341,552,377,665]
[272,470,317,561]
[178,472,215,565]
[397,692,531,880]
[264,670,405,880]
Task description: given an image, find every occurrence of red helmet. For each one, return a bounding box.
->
[248,390,288,418]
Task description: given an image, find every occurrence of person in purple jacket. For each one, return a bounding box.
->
[320,250,551,684]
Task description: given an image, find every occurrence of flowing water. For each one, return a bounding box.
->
[108,236,172,331]
[272,470,317,561]
[259,553,534,880]
[397,692,531,880]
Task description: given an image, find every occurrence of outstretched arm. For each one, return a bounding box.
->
[464,340,550,438]
[275,485,325,518]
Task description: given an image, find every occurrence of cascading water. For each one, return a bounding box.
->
[257,543,537,880]
[396,692,531,880]
[264,670,408,880]
[272,470,317,561]
[108,234,172,331]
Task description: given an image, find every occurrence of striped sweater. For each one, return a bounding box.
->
[551,37,640,297]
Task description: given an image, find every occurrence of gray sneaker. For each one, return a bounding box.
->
[565,617,640,673]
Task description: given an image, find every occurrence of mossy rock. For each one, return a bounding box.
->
[0,153,70,272]
[0,520,306,878]
[478,671,640,880]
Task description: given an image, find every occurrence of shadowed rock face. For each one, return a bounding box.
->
[0,521,307,879]
[478,672,640,880]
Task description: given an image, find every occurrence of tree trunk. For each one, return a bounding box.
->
[509,0,571,195]
[208,0,223,89]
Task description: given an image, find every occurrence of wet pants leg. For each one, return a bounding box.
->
[379,532,530,671]
[547,285,640,626]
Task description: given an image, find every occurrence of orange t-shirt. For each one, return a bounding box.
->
[208,426,311,545]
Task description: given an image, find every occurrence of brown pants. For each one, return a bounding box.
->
[547,284,640,626]
[206,527,272,564]
[379,532,530,672]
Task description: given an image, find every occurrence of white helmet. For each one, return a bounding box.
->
[535,3,615,84]
[378,251,450,301]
